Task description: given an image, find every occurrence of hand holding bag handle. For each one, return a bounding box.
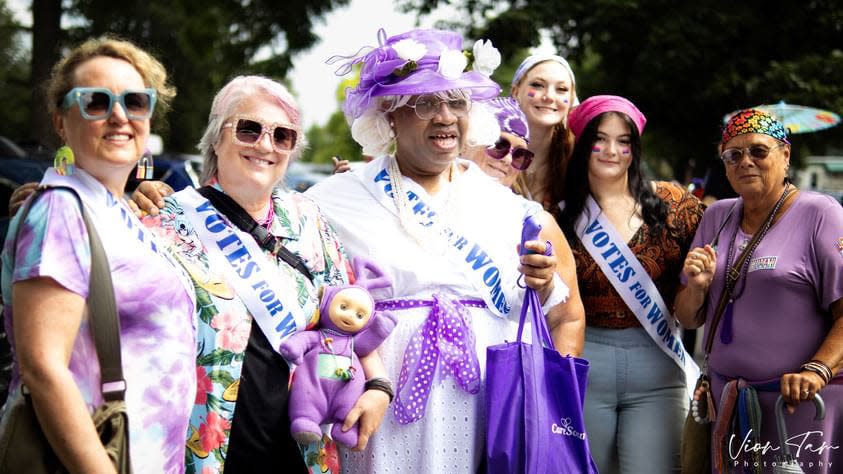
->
[0,185,131,473]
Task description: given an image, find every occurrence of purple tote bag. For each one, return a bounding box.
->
[485,217,598,473]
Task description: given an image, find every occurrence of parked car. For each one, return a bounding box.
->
[283,161,332,192]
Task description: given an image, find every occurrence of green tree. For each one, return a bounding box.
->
[405,0,843,178]
[23,0,350,152]
[301,70,362,164]
[0,0,33,146]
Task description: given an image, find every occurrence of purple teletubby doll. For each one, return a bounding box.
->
[279,257,397,448]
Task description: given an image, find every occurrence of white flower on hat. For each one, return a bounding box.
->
[438,49,468,79]
[392,38,427,62]
[472,39,501,77]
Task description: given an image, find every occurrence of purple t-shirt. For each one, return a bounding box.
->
[0,170,196,473]
[687,191,843,470]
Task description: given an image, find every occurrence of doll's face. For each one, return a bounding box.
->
[327,287,374,333]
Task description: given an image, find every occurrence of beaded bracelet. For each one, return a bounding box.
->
[365,377,395,403]
[800,360,832,386]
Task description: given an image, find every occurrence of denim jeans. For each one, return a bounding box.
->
[582,326,688,474]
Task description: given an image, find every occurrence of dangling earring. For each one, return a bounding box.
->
[54,145,75,176]
[135,149,154,180]
[389,121,396,139]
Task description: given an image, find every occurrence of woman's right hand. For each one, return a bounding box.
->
[682,244,716,292]
[128,180,173,217]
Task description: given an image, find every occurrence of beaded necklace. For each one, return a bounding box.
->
[387,156,457,254]
[258,199,275,230]
[718,184,794,344]
[724,184,793,299]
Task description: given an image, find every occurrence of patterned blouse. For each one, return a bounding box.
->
[144,186,349,474]
[569,182,704,329]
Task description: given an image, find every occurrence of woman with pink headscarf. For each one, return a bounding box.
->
[556,95,705,473]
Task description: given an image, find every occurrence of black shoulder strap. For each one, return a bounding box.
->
[196,186,314,282]
[14,185,125,401]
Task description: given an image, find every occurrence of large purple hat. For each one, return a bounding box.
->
[329,28,502,120]
[484,97,530,143]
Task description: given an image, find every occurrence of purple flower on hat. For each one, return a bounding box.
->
[484,97,530,143]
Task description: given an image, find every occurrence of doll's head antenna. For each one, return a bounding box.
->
[352,257,391,291]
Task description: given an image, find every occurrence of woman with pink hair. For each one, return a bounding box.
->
[139,75,390,473]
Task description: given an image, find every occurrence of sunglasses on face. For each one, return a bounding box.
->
[408,95,472,120]
[485,137,534,170]
[720,143,783,166]
[222,116,298,152]
[61,87,157,121]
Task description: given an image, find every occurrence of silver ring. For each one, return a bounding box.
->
[801,389,809,397]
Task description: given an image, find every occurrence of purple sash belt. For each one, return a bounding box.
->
[376,295,486,424]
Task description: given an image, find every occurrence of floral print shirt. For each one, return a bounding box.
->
[145,187,349,474]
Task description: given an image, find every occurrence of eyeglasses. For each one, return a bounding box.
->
[720,144,783,166]
[407,95,472,120]
[222,116,299,152]
[61,87,157,120]
[485,137,534,170]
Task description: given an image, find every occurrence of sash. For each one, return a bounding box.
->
[360,157,518,318]
[177,187,309,351]
[573,196,699,398]
[39,168,193,294]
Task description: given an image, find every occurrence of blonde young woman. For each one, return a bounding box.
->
[510,54,578,209]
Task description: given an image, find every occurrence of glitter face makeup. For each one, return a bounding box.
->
[591,145,602,153]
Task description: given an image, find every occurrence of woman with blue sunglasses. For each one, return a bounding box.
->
[0,37,196,473]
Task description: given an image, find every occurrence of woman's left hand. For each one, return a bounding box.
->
[341,389,390,451]
[519,240,556,302]
[780,370,825,414]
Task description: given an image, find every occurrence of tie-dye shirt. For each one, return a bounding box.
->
[0,169,197,473]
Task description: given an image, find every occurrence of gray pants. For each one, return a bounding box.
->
[582,326,688,474]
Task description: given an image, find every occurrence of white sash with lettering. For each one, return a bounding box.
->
[40,168,193,292]
[573,196,699,398]
[360,157,518,318]
[177,187,309,352]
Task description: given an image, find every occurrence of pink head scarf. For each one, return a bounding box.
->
[567,95,647,140]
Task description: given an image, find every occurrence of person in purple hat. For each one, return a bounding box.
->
[675,109,843,472]
[556,95,705,473]
[307,28,585,473]
[465,97,534,191]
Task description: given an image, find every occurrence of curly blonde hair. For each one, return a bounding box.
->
[46,36,175,122]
